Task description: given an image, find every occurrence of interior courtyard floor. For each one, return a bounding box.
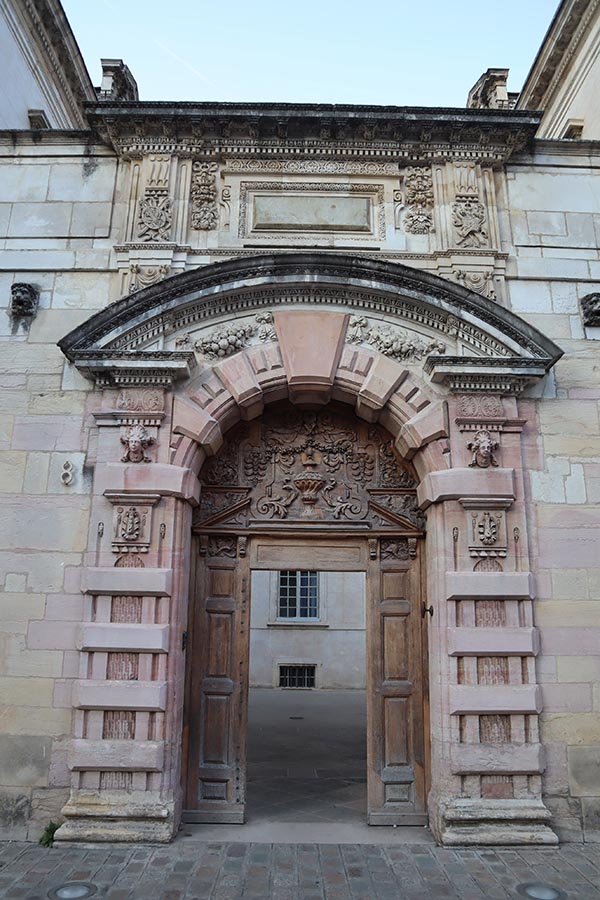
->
[183,689,433,844]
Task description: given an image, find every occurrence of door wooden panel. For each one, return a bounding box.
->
[185,534,427,826]
[186,543,248,824]
[367,543,427,825]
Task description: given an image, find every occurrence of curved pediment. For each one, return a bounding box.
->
[59,252,562,393]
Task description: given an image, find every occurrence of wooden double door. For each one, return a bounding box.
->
[183,534,428,826]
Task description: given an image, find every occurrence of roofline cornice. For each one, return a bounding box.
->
[517,0,600,111]
[84,102,542,164]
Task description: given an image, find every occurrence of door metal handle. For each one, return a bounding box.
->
[421,603,434,618]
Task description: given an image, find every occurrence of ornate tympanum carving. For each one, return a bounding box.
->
[195,404,423,532]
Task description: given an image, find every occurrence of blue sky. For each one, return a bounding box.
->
[62,0,558,107]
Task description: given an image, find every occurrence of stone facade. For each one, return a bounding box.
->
[0,0,599,845]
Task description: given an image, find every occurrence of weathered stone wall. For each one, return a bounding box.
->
[504,146,600,842]
[0,137,118,838]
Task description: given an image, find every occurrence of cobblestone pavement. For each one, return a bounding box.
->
[1,840,600,900]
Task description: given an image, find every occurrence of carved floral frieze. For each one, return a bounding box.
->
[195,406,424,531]
[182,313,277,359]
[347,316,445,361]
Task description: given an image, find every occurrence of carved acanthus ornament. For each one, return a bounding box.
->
[190,161,219,230]
[347,316,446,361]
[467,430,499,468]
[120,424,154,463]
[194,406,424,532]
[402,166,435,234]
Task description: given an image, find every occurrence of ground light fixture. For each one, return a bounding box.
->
[47,884,97,899]
[516,884,567,900]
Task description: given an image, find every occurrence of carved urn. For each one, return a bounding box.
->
[292,471,326,505]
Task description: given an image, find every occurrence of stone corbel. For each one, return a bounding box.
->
[424,356,553,394]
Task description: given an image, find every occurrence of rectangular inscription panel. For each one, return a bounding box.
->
[252,194,372,233]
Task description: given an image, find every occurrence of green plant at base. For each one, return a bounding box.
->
[39,821,61,848]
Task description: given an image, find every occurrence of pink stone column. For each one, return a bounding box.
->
[55,387,199,843]
[418,393,557,845]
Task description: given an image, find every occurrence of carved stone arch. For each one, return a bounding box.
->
[60,251,562,397]
[55,254,561,847]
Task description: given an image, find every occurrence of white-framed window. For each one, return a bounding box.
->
[277,570,319,620]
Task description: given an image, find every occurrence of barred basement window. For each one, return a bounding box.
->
[279,665,316,688]
[278,570,318,619]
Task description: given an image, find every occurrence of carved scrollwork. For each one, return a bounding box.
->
[380,538,410,561]
[207,536,237,558]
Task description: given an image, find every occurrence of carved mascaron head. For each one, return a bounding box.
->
[10,283,39,317]
[120,424,154,463]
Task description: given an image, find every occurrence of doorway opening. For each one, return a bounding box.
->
[183,404,429,829]
[246,567,367,825]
